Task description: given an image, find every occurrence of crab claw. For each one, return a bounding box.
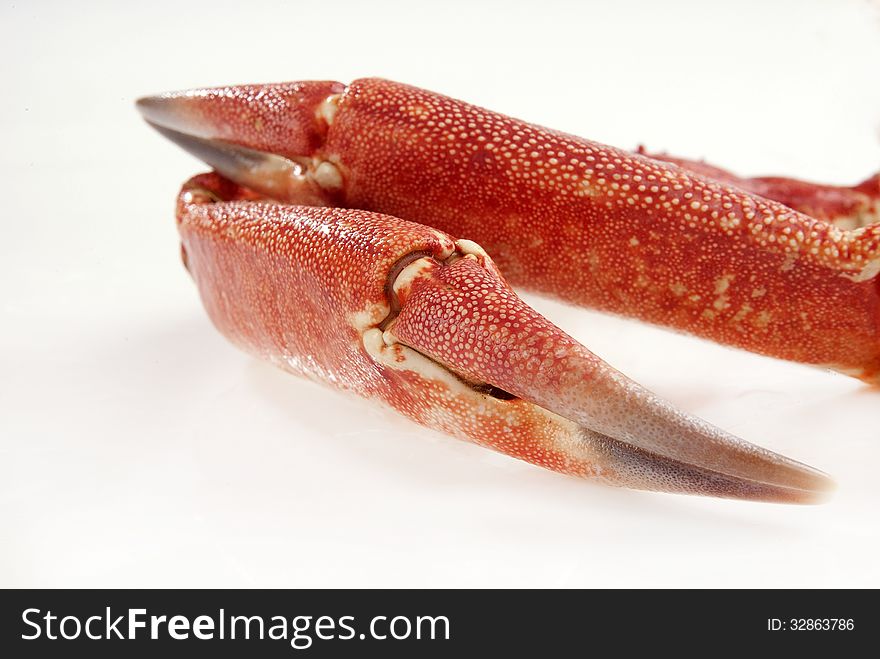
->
[384,247,833,503]
[142,78,880,384]
[141,82,836,503]
[136,81,345,205]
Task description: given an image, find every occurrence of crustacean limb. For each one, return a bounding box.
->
[135,78,862,502]
[137,78,880,384]
[170,172,831,502]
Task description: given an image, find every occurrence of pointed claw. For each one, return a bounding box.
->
[582,433,832,504]
[141,80,838,501]
[142,121,331,205]
[137,81,348,206]
[140,78,880,383]
[136,81,344,160]
[387,251,834,503]
[137,82,344,206]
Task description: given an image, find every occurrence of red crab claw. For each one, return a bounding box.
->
[136,94,837,505]
[137,81,345,206]
[165,170,832,503]
[386,248,833,502]
[138,79,880,385]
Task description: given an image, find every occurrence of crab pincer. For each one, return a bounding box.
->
[138,79,846,502]
[167,172,831,503]
[138,78,880,383]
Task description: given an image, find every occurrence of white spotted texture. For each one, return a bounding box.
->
[175,173,830,502]
[389,255,831,501]
[325,78,880,382]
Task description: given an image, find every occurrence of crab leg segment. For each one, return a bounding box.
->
[387,252,826,492]
[173,173,831,502]
[139,78,880,383]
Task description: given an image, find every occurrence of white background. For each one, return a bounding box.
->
[2,0,879,588]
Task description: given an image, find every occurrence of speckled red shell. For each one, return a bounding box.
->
[175,174,609,482]
[173,172,828,502]
[324,79,880,382]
